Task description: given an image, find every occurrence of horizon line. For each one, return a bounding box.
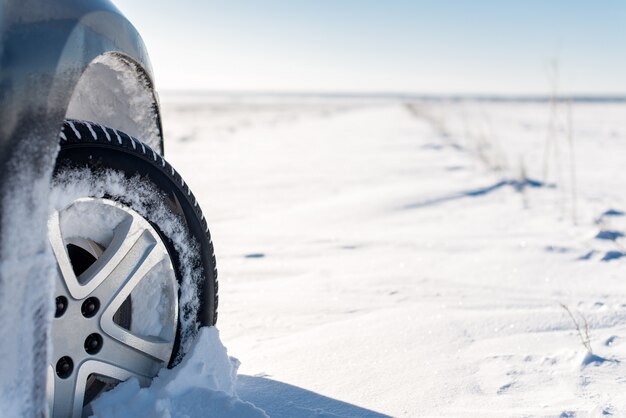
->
[158,89,626,103]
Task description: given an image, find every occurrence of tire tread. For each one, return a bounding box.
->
[60,119,219,324]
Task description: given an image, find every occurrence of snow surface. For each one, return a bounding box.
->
[158,95,626,417]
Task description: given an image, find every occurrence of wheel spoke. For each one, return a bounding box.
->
[90,226,160,306]
[50,358,154,418]
[102,320,174,362]
[94,333,164,378]
[50,364,85,418]
[68,215,141,300]
[48,212,81,298]
[97,236,173,361]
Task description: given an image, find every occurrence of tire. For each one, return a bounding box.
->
[47,119,218,418]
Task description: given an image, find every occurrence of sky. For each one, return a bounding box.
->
[113,0,626,95]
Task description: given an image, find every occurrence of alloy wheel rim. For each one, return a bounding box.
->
[47,198,179,418]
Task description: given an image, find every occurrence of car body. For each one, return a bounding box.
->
[0,1,165,415]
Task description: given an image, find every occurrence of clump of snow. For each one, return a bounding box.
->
[60,199,126,249]
[89,327,268,418]
[50,168,203,358]
[130,259,178,341]
[580,351,617,367]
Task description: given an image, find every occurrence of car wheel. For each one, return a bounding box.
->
[47,119,218,418]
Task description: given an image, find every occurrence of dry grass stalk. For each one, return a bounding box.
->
[559,302,592,353]
[566,99,578,225]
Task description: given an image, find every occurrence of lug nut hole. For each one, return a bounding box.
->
[55,356,73,379]
[55,296,68,318]
[81,297,100,318]
[84,333,103,355]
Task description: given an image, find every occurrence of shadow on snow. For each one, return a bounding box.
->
[237,375,392,418]
[401,178,553,210]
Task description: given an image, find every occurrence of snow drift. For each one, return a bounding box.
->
[90,327,267,418]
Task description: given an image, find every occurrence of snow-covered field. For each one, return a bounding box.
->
[105,95,626,417]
